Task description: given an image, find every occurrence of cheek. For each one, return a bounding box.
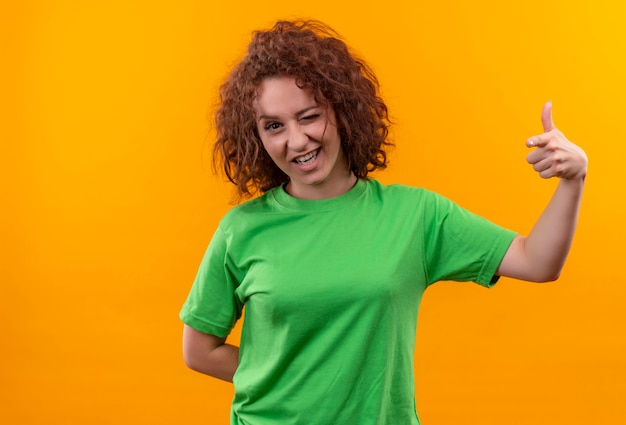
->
[260,137,284,161]
[323,124,341,149]
[318,120,338,142]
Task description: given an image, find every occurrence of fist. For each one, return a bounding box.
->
[526,101,588,180]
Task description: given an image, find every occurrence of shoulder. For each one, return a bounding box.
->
[365,180,469,229]
[365,179,442,206]
[216,187,283,234]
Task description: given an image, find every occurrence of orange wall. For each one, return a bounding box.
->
[2,1,625,424]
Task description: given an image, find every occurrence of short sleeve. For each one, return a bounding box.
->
[179,226,243,338]
[422,192,517,287]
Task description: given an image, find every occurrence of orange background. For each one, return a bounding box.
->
[2,1,625,424]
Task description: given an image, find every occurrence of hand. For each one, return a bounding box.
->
[526,101,588,180]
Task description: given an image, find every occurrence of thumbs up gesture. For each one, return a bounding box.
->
[526,102,588,180]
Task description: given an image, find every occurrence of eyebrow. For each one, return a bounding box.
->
[257,105,319,121]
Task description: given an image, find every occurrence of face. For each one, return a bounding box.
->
[253,76,355,200]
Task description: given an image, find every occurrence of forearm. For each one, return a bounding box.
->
[497,101,587,282]
[522,177,585,281]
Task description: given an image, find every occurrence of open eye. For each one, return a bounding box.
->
[264,122,282,132]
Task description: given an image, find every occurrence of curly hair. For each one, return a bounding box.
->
[214,20,392,198]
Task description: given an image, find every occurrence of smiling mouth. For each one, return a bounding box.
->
[293,148,320,165]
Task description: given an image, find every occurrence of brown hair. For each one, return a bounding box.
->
[214,20,392,198]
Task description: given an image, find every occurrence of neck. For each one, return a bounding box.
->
[286,172,358,200]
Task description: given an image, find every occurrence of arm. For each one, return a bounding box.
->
[496,101,587,282]
[182,324,239,382]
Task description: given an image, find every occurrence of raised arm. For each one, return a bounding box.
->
[182,324,239,382]
[496,101,588,282]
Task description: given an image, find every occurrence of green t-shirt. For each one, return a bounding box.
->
[180,179,516,425]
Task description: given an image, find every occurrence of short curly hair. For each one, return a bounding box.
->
[213,20,392,198]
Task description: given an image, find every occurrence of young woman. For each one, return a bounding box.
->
[180,20,587,425]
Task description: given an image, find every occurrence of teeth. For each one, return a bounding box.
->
[294,149,318,165]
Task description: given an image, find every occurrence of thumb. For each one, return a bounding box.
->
[541,100,555,132]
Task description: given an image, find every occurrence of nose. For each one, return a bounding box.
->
[286,124,308,152]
